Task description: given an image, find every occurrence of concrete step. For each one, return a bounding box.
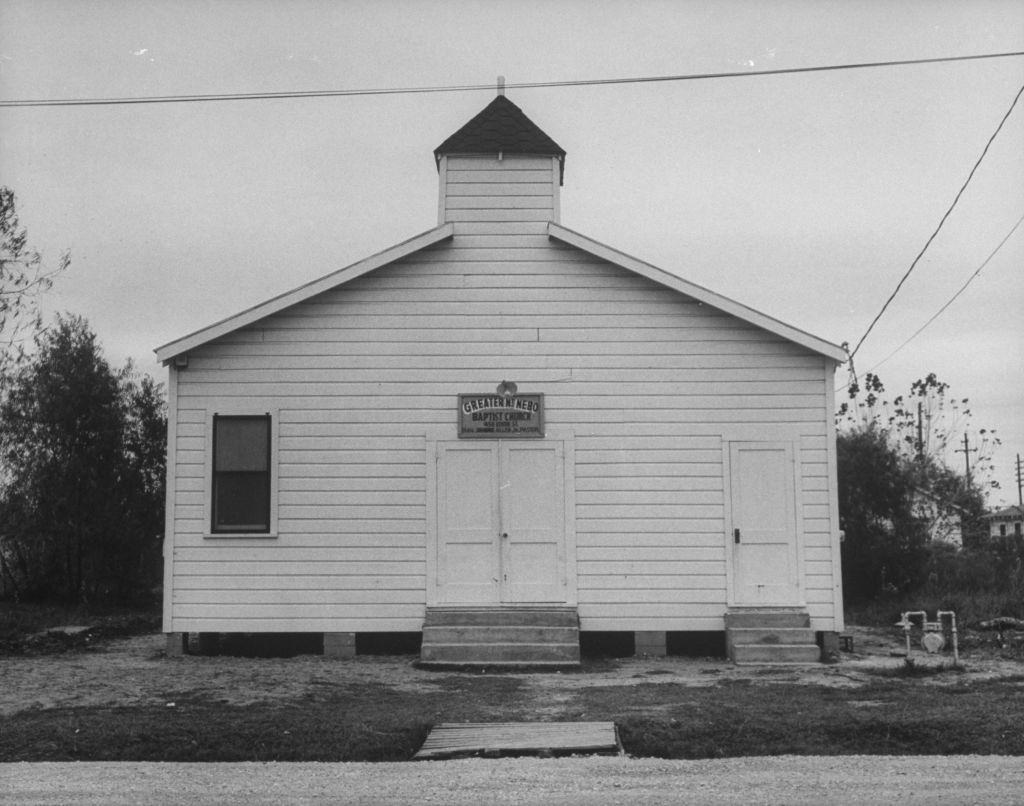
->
[421,641,581,664]
[424,607,578,628]
[423,625,579,644]
[731,642,821,665]
[420,607,581,667]
[725,627,817,646]
[724,608,810,629]
[417,659,580,670]
[724,607,819,664]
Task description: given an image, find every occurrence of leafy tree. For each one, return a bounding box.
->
[118,364,168,593]
[0,315,165,604]
[838,372,998,548]
[839,372,1000,492]
[0,188,69,387]
[837,426,930,601]
[836,371,1011,606]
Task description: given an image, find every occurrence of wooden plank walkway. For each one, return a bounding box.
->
[413,721,622,760]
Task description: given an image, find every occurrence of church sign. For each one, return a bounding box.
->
[458,393,544,439]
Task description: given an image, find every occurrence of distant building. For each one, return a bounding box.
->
[910,487,965,548]
[985,505,1024,539]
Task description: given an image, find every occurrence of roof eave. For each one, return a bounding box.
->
[434,150,565,184]
[547,222,848,364]
[155,222,455,364]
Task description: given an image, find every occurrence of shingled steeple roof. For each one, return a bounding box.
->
[434,95,566,182]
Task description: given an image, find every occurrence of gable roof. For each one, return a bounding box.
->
[155,218,846,365]
[434,95,566,182]
[986,505,1024,521]
[547,223,848,363]
[154,223,453,364]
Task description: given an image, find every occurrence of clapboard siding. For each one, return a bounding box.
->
[188,354,822,371]
[175,575,425,590]
[177,562,424,577]
[447,183,554,197]
[577,534,724,549]
[179,373,824,393]
[174,589,427,606]
[578,574,724,590]
[168,168,840,633]
[173,605,426,621]
[180,533,425,549]
[186,340,814,358]
[173,618,427,631]
[175,546,424,562]
[441,155,559,225]
[446,169,553,183]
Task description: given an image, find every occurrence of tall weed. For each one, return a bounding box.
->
[849,538,1024,625]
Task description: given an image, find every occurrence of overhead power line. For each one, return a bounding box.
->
[848,80,1024,359]
[867,211,1024,373]
[835,210,1024,394]
[1,50,1023,108]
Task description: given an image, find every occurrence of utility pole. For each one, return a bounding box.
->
[917,402,924,460]
[955,434,977,485]
[1016,453,1022,508]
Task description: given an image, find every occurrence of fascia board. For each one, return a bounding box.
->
[155,223,454,364]
[548,222,847,364]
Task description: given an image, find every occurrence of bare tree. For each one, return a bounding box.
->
[0,187,69,386]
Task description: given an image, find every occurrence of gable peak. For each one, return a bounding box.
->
[434,94,566,182]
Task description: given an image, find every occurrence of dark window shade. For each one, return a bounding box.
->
[212,415,270,533]
[215,417,270,471]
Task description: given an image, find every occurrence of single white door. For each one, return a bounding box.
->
[437,443,500,604]
[501,442,565,602]
[729,442,800,605]
[436,441,566,604]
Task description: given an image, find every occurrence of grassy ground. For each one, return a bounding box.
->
[2,603,1023,762]
[0,602,160,654]
[3,672,1023,762]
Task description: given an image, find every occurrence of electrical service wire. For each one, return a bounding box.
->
[868,212,1024,372]
[848,80,1024,360]
[4,44,1022,396]
[1,50,1023,107]
[835,211,1024,395]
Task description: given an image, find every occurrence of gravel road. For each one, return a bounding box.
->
[3,756,1021,805]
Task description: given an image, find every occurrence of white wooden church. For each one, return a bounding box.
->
[157,93,847,665]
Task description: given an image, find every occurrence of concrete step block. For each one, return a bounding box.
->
[418,659,580,670]
[423,625,580,644]
[724,609,810,629]
[725,627,816,646]
[420,641,581,664]
[424,608,579,628]
[731,643,821,665]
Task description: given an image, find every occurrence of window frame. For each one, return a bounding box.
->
[205,408,279,539]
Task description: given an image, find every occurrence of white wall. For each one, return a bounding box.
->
[166,155,841,634]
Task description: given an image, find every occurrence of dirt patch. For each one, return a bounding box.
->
[2,624,1021,718]
[5,625,1024,762]
[1,634,443,716]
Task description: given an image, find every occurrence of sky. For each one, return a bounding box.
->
[1,0,1022,503]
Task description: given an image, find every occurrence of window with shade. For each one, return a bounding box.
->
[211,414,271,533]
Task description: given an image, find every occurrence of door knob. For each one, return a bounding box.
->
[501,532,509,539]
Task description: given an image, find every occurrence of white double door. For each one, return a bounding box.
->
[436,441,566,604]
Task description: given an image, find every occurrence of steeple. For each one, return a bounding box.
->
[433,94,566,227]
[434,95,566,183]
